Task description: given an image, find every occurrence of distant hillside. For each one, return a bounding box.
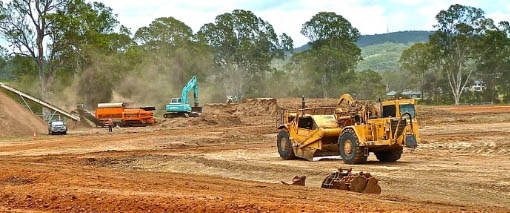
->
[357,31,432,47]
[356,42,411,72]
[294,30,433,51]
[293,31,433,73]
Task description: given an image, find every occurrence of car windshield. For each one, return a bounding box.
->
[399,104,416,118]
[52,121,64,126]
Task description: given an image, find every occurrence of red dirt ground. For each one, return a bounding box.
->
[1,99,510,212]
[438,105,510,113]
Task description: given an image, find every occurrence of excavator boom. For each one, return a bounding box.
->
[180,76,199,107]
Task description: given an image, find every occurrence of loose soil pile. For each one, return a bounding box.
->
[277,98,338,109]
[205,98,279,117]
[0,90,47,137]
[157,98,279,129]
[198,98,279,126]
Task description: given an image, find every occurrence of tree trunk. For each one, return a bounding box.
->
[453,92,460,105]
[321,75,327,98]
[36,24,53,120]
[420,72,425,101]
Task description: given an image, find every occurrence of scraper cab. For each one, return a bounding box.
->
[276,94,420,164]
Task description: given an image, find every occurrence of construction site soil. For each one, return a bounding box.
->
[1,98,510,212]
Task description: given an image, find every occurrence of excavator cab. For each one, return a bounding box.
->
[164,76,202,118]
[170,98,182,104]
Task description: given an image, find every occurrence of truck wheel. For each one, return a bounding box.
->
[375,147,402,162]
[339,129,367,164]
[277,131,295,160]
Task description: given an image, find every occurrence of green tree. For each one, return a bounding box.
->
[399,42,433,100]
[296,12,361,98]
[476,21,510,103]
[48,0,130,73]
[381,70,409,93]
[0,48,12,81]
[492,22,510,102]
[355,69,385,100]
[49,0,132,107]
[135,17,193,50]
[429,4,492,105]
[0,0,128,110]
[0,0,66,106]
[124,16,217,107]
[133,16,201,86]
[197,9,292,98]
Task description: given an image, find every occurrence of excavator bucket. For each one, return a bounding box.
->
[191,106,202,117]
[321,168,381,194]
[364,177,382,194]
[350,176,368,193]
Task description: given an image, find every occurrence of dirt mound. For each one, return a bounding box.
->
[0,90,48,137]
[237,98,279,116]
[195,113,242,126]
[202,98,278,125]
[156,98,280,128]
[156,114,242,128]
[206,98,278,117]
[277,98,337,109]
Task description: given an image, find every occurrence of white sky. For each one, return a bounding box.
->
[94,0,510,47]
[0,0,508,48]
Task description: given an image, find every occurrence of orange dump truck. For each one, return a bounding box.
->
[95,103,155,127]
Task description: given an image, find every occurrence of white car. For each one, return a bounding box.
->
[48,120,67,135]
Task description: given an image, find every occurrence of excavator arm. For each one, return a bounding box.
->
[180,76,199,106]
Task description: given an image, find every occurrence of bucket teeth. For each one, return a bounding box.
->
[363,177,382,194]
[321,168,381,194]
[350,176,368,193]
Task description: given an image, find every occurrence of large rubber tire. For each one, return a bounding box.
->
[277,131,295,160]
[375,147,402,162]
[338,129,367,164]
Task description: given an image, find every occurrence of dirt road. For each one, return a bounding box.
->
[1,103,509,212]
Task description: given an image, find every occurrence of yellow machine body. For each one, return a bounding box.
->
[276,95,420,163]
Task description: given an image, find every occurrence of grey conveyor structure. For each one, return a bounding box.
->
[0,82,80,121]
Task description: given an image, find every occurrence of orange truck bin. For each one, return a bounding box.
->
[95,103,155,127]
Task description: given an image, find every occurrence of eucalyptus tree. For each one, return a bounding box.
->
[295,12,362,98]
[197,9,293,98]
[429,4,493,105]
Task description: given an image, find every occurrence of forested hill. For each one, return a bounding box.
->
[295,30,433,51]
[357,30,433,47]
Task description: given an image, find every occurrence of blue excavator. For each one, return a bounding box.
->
[164,76,202,118]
